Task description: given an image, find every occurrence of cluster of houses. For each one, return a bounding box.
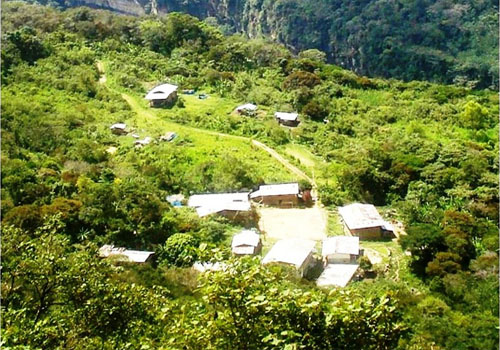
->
[101,84,395,288]
[99,200,393,288]
[145,83,301,127]
[109,122,177,148]
[186,182,306,222]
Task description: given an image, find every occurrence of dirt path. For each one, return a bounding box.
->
[252,140,314,185]
[100,60,317,193]
[120,93,315,188]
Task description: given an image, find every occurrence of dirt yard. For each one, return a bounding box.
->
[257,207,328,242]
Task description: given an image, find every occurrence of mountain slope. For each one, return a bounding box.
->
[14,0,499,88]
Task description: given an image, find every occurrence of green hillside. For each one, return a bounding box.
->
[1,3,498,349]
[10,0,499,88]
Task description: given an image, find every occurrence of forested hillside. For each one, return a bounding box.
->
[14,0,499,88]
[1,3,498,349]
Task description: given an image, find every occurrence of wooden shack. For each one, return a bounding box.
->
[145,83,178,107]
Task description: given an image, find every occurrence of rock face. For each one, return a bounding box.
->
[33,0,499,88]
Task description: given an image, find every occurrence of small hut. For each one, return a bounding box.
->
[145,83,178,107]
[110,123,127,135]
[275,112,299,127]
[250,183,300,207]
[338,203,394,239]
[231,229,262,256]
[99,245,154,263]
[262,239,316,277]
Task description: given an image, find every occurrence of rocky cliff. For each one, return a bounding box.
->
[21,0,498,88]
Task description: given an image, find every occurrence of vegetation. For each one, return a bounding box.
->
[1,3,498,349]
[15,0,499,88]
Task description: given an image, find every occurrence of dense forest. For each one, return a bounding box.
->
[1,2,498,349]
[14,0,499,89]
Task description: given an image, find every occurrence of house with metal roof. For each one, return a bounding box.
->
[235,103,258,115]
[99,245,154,263]
[231,229,262,256]
[262,238,316,276]
[145,83,178,107]
[250,183,300,207]
[338,203,394,239]
[188,192,252,222]
[110,123,127,135]
[322,236,361,264]
[275,112,299,127]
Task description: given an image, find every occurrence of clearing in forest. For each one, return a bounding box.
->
[258,207,328,242]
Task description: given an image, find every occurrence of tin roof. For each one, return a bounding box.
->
[145,83,178,100]
[316,264,359,287]
[338,203,390,230]
[322,236,360,256]
[236,103,258,111]
[110,123,126,130]
[188,192,251,217]
[262,239,315,269]
[231,229,261,248]
[99,245,154,263]
[274,112,299,121]
[250,183,299,198]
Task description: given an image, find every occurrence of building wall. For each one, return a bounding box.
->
[251,194,299,207]
[150,91,178,107]
[298,252,315,277]
[326,253,353,264]
[232,242,262,256]
[351,227,383,239]
[278,119,299,127]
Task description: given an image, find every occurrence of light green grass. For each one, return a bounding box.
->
[282,143,321,168]
[326,210,346,236]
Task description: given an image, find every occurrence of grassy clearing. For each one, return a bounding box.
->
[326,210,346,236]
[281,143,320,169]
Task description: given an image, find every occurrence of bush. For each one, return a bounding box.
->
[158,233,199,267]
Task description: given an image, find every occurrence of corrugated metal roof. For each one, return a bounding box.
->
[99,245,154,263]
[232,230,261,248]
[232,246,257,255]
[274,112,299,121]
[145,83,178,100]
[236,103,257,111]
[250,183,299,198]
[338,203,388,230]
[322,236,359,256]
[316,264,359,287]
[262,239,315,269]
[110,123,126,130]
[188,192,251,217]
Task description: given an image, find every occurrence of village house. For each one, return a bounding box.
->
[187,192,254,223]
[322,236,361,264]
[160,132,177,142]
[250,183,300,207]
[262,238,316,277]
[99,245,155,263]
[145,83,178,107]
[235,103,258,115]
[231,229,262,256]
[274,112,299,127]
[110,123,127,135]
[338,203,394,239]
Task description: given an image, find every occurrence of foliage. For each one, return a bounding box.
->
[158,233,199,267]
[0,4,497,348]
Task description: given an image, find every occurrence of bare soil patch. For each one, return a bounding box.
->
[258,207,328,242]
